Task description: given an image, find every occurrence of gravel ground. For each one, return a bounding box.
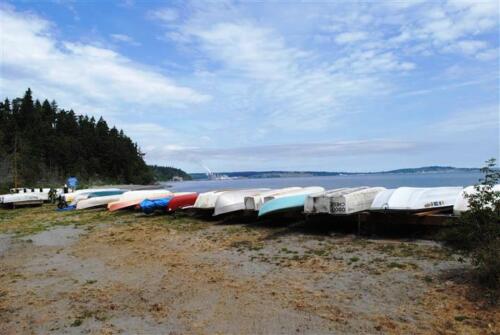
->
[0,206,498,334]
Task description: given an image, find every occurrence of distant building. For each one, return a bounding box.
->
[172,176,184,182]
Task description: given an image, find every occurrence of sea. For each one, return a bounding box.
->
[165,171,484,193]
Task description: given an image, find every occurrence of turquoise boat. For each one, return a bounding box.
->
[258,194,308,217]
[87,190,125,198]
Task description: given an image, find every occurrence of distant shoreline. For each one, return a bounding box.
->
[189,167,481,180]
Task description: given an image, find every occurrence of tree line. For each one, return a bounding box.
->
[149,165,192,181]
[0,88,157,189]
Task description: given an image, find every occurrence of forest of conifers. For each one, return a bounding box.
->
[0,89,157,189]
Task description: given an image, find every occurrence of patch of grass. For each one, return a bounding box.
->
[387,262,406,269]
[454,315,468,322]
[349,256,360,263]
[375,242,452,261]
[70,319,83,327]
[0,204,207,237]
[423,275,433,283]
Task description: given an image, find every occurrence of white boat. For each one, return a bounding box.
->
[305,187,386,215]
[453,184,500,215]
[213,188,270,216]
[370,187,463,212]
[62,188,121,203]
[108,189,173,211]
[193,189,234,209]
[244,187,302,211]
[304,188,352,213]
[76,194,124,210]
[0,193,48,207]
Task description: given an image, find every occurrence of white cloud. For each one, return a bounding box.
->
[164,18,389,130]
[149,8,178,23]
[146,139,421,165]
[432,105,499,133]
[334,31,368,44]
[320,0,499,60]
[0,8,210,117]
[110,33,140,46]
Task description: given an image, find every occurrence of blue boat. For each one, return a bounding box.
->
[258,194,308,217]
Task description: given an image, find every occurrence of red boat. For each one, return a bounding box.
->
[167,193,198,212]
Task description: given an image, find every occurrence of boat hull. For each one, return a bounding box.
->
[453,185,500,215]
[306,187,386,215]
[108,190,172,212]
[76,194,124,210]
[258,194,309,217]
[213,189,270,216]
[167,193,198,212]
[370,187,463,212]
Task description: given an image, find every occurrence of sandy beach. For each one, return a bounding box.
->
[0,206,498,334]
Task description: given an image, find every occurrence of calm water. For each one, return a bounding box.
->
[165,172,483,193]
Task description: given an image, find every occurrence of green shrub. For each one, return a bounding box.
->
[440,158,500,289]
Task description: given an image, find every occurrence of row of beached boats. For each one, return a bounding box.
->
[2,185,497,217]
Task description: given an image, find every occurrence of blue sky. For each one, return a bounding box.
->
[0,0,498,172]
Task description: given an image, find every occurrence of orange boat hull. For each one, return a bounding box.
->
[108,193,172,212]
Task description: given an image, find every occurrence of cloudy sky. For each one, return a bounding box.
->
[0,0,498,172]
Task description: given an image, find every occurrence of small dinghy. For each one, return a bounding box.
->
[193,189,234,210]
[1,193,48,208]
[213,188,270,216]
[305,187,386,215]
[76,193,126,210]
[70,190,126,206]
[370,187,463,212]
[108,190,173,212]
[453,184,500,215]
[258,187,325,217]
[167,193,198,212]
[63,188,121,204]
[244,187,302,211]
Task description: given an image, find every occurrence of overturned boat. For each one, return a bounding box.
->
[370,187,463,213]
[453,184,500,215]
[305,187,386,215]
[70,190,126,206]
[62,188,122,204]
[244,187,302,211]
[193,190,232,210]
[108,190,173,212]
[76,192,126,210]
[167,193,198,212]
[258,187,325,217]
[0,193,48,208]
[213,188,270,216]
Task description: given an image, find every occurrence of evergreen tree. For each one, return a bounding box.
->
[0,89,164,189]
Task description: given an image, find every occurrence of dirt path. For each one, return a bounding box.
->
[0,208,498,334]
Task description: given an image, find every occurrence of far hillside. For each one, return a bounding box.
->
[150,165,192,181]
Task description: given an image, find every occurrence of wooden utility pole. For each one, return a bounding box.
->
[13,133,18,188]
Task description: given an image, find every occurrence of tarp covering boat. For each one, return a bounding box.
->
[140,197,173,214]
[108,190,173,212]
